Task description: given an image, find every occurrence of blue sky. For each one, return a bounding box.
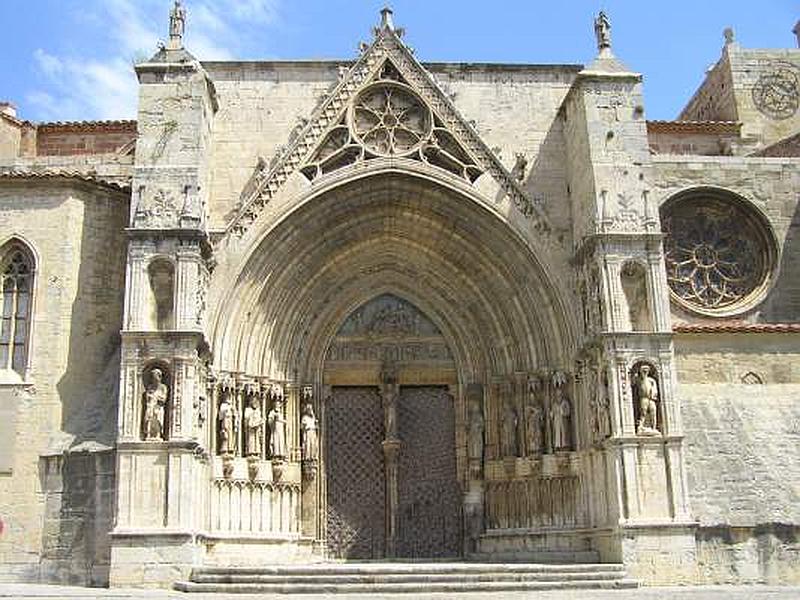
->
[1,0,797,123]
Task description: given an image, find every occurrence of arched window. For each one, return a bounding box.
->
[0,243,34,375]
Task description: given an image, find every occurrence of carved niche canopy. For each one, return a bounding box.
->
[661,191,776,317]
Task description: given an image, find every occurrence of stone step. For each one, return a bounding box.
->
[175,562,637,594]
[189,570,627,585]
[467,550,601,563]
[174,578,640,594]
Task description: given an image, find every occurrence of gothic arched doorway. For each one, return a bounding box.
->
[323,294,461,559]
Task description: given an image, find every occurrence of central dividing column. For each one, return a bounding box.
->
[380,364,400,558]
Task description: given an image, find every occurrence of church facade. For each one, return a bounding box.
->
[0,5,799,589]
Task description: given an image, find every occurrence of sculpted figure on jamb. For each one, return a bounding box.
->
[142,368,168,441]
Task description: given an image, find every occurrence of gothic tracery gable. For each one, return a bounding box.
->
[227,16,555,241]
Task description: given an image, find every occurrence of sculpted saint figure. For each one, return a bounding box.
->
[300,402,319,462]
[501,401,519,457]
[169,1,186,44]
[143,368,168,440]
[268,387,287,459]
[635,364,659,434]
[551,386,572,450]
[525,402,544,455]
[467,399,485,462]
[218,393,235,454]
[244,395,264,457]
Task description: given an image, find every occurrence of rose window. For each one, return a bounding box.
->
[661,192,776,316]
[350,82,432,157]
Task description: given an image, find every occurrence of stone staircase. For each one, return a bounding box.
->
[174,561,638,594]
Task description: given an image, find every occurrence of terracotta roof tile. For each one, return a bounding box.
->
[646,120,741,135]
[673,323,800,334]
[0,169,130,191]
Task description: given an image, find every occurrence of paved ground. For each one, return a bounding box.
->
[1,583,800,599]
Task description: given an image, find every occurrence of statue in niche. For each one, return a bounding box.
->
[599,371,612,438]
[634,364,660,435]
[551,371,572,451]
[268,385,287,459]
[501,400,519,457]
[244,395,264,457]
[142,368,168,441]
[525,401,545,455]
[300,390,319,462]
[218,392,236,455]
[467,395,485,464]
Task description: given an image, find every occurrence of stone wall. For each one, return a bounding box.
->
[0,180,128,584]
[202,61,578,232]
[676,333,800,583]
[35,122,137,157]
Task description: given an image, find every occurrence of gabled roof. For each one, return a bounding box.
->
[226,10,553,241]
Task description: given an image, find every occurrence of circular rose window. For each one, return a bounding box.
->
[349,82,432,157]
[661,191,777,317]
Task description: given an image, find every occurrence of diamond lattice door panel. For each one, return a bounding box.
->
[325,386,385,559]
[397,386,462,558]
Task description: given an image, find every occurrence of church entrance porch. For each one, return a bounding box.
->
[324,384,461,560]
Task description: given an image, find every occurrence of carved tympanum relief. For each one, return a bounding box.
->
[326,294,453,364]
[662,192,775,316]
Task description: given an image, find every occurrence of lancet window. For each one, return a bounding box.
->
[0,242,34,375]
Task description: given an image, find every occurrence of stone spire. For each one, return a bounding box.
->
[793,20,800,48]
[594,10,612,55]
[167,0,187,51]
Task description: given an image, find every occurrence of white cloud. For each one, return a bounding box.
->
[26,0,281,121]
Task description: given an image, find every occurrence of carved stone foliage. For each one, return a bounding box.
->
[134,188,178,229]
[662,192,775,316]
[752,63,799,120]
[326,294,453,364]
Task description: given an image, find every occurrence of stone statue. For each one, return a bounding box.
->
[467,399,484,462]
[168,1,186,50]
[551,377,572,451]
[218,392,235,455]
[594,10,612,52]
[244,395,264,457]
[142,368,168,440]
[635,364,659,435]
[501,401,519,457]
[524,401,544,455]
[300,401,318,462]
[268,386,287,459]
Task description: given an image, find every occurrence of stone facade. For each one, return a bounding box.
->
[0,6,798,589]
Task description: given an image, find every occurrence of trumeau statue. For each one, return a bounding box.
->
[300,398,319,462]
[218,392,235,455]
[635,364,660,435]
[142,368,168,441]
[244,395,264,457]
[268,386,287,459]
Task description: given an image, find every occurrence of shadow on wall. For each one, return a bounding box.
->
[761,199,800,322]
[42,187,128,586]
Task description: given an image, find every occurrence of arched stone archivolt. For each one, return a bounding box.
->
[210,172,576,381]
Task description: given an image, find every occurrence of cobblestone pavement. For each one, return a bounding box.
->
[1,584,800,599]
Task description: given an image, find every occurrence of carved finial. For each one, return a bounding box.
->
[168,0,187,51]
[380,6,395,31]
[594,10,612,53]
[793,20,800,48]
[723,27,735,46]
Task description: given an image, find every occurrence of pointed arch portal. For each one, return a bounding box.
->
[210,170,575,556]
